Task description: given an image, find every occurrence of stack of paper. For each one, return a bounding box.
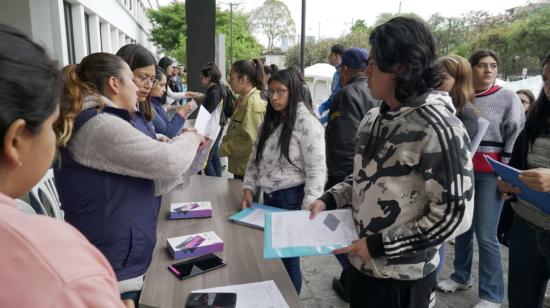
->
[167,231,224,260]
[229,203,288,230]
[170,201,212,219]
[192,280,289,308]
[264,209,359,258]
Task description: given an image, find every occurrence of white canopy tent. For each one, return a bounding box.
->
[304,63,336,108]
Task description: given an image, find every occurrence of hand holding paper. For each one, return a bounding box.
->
[307,199,326,220]
[241,189,253,209]
[485,155,550,213]
[333,237,372,263]
[520,168,550,192]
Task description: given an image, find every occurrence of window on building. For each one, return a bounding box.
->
[85,13,91,55]
[99,22,104,52]
[63,1,76,64]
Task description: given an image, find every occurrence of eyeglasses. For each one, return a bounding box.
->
[267,88,288,97]
[134,75,155,86]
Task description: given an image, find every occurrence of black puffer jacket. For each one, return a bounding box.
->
[325,74,379,179]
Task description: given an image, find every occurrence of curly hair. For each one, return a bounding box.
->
[369,16,442,102]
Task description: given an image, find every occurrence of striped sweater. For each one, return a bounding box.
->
[472,86,525,172]
[319,91,474,280]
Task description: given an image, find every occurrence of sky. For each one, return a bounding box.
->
[158,0,535,43]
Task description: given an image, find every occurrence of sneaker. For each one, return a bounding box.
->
[472,299,501,308]
[437,279,472,293]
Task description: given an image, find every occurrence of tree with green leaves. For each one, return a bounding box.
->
[249,0,295,51]
[148,2,186,54]
[216,9,263,69]
[147,2,263,70]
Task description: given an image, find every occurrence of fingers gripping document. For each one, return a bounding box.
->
[264,209,359,258]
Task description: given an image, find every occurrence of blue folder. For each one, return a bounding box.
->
[229,203,287,230]
[485,155,550,214]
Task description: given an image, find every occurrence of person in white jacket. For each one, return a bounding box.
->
[241,68,326,294]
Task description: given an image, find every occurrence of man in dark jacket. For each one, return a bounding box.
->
[325,47,379,302]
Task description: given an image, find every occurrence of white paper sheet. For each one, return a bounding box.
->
[194,105,211,136]
[192,280,289,308]
[204,111,221,140]
[240,208,267,228]
[179,145,210,188]
[470,117,489,157]
[270,209,358,249]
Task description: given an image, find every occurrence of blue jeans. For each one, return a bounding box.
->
[204,130,222,177]
[264,184,305,294]
[508,215,550,308]
[436,243,446,279]
[451,173,504,303]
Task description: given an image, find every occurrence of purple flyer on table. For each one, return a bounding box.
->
[169,201,212,219]
[167,231,224,260]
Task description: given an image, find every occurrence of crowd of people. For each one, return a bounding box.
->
[0,14,549,308]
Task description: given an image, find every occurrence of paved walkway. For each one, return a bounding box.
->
[299,243,550,308]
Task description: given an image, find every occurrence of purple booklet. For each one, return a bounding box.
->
[167,231,224,260]
[170,201,212,219]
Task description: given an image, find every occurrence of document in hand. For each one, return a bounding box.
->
[470,117,489,157]
[192,280,289,308]
[194,105,221,140]
[229,203,288,230]
[179,145,210,188]
[264,209,359,259]
[485,155,550,214]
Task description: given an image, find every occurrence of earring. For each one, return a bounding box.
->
[17,161,22,167]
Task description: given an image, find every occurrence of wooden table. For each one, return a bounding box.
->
[139,175,302,308]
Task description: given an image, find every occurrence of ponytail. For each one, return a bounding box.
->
[231,58,265,91]
[56,53,125,146]
[252,59,265,91]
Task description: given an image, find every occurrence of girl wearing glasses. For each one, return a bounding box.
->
[54,52,205,306]
[241,69,326,294]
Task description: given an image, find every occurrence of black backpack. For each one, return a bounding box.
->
[222,84,236,119]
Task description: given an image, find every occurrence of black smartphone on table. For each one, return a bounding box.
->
[185,292,237,308]
[168,253,226,280]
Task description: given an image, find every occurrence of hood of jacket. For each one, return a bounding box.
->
[379,90,456,120]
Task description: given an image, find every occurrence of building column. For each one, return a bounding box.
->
[111,28,119,52]
[100,22,112,53]
[71,3,87,62]
[88,14,101,53]
[186,0,215,92]
[119,32,126,49]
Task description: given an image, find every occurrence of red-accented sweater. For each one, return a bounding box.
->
[473,85,525,172]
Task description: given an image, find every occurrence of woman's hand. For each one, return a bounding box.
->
[177,103,195,119]
[307,199,326,219]
[333,238,372,263]
[157,135,170,143]
[185,91,204,100]
[520,168,550,192]
[241,189,253,209]
[497,177,521,195]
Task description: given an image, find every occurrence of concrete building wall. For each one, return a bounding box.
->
[0,0,158,66]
